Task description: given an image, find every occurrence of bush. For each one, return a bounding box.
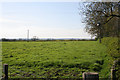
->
[95,59,104,65]
[102,37,120,79]
[102,37,119,59]
[116,59,120,79]
[92,63,102,72]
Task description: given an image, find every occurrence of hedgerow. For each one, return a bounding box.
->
[102,37,120,79]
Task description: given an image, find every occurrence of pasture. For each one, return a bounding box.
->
[2,41,111,78]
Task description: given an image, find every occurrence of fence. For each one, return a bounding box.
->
[1,64,117,80]
[1,64,37,80]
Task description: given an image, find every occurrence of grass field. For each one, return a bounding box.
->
[2,41,112,78]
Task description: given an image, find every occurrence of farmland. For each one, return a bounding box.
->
[2,41,112,78]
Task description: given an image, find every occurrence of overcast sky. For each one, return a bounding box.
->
[0,2,92,39]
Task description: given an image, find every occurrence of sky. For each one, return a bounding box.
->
[0,2,92,39]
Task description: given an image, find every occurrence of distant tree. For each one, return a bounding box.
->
[2,38,9,41]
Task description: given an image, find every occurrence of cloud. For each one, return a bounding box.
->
[0,18,31,30]
[26,27,91,38]
[0,26,91,39]
[0,18,24,23]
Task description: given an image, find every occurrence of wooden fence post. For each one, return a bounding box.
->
[111,68,116,80]
[82,72,99,80]
[3,64,8,80]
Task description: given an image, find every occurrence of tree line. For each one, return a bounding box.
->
[1,38,96,41]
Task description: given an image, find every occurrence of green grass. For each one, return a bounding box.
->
[2,41,111,78]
